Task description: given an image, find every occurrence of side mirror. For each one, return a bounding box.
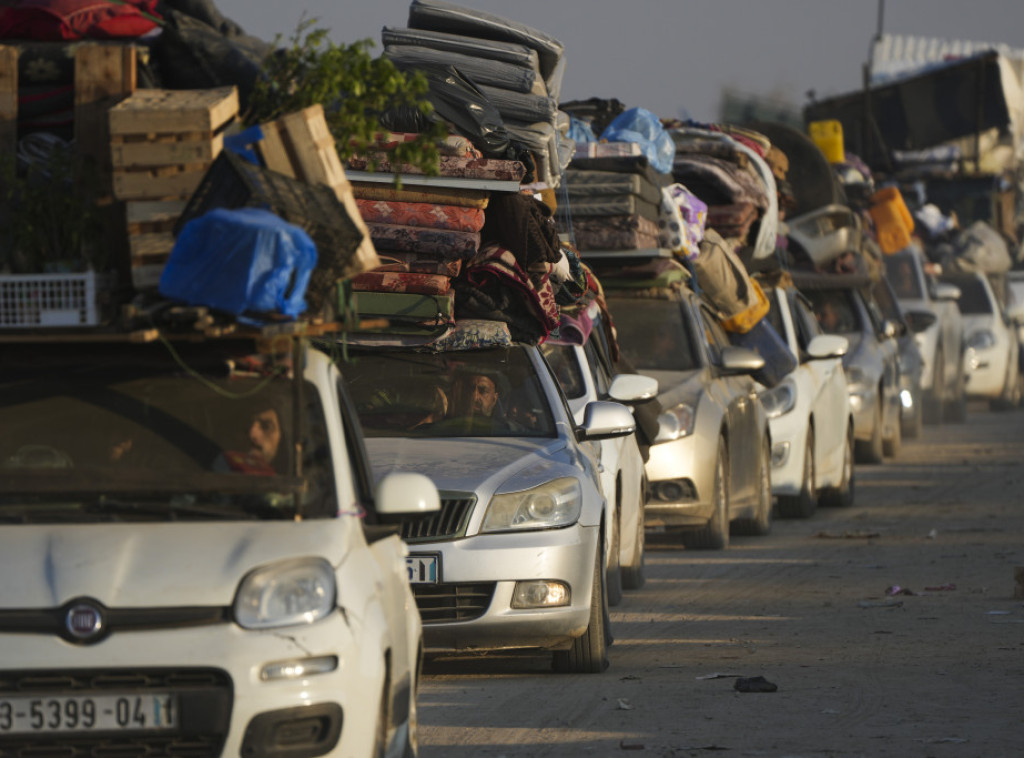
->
[578,401,636,441]
[932,282,961,301]
[608,373,659,403]
[719,346,766,374]
[903,310,938,334]
[806,334,848,360]
[376,471,441,521]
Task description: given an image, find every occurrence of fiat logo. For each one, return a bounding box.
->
[65,602,104,640]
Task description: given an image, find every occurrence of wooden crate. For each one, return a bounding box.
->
[0,45,17,158]
[124,200,186,289]
[109,86,237,201]
[256,104,379,274]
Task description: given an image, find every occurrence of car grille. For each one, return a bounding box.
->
[413,582,495,624]
[401,496,476,542]
[0,668,231,758]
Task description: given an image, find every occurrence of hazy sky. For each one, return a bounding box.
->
[215,0,1024,122]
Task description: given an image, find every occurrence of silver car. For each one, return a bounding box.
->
[342,343,636,673]
[606,287,773,550]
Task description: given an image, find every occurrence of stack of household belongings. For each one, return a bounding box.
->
[381,0,571,188]
[693,227,796,388]
[557,107,676,253]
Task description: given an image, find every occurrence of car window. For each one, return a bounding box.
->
[765,287,787,340]
[943,275,992,314]
[583,339,612,396]
[606,297,701,372]
[345,347,557,438]
[790,293,823,351]
[699,304,732,363]
[872,279,904,324]
[803,288,861,334]
[883,252,924,299]
[540,343,587,400]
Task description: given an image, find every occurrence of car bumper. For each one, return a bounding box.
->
[847,386,878,442]
[0,615,385,758]
[641,435,715,527]
[964,346,1010,398]
[409,524,599,652]
[767,412,807,497]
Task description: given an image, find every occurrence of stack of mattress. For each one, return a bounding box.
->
[559,150,673,252]
[346,134,527,338]
[382,0,571,187]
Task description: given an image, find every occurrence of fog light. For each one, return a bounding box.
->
[261,655,338,681]
[650,479,696,503]
[771,441,790,467]
[848,393,864,413]
[900,389,913,409]
[511,581,570,609]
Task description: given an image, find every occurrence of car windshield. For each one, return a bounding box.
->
[802,288,862,335]
[944,276,992,314]
[606,297,701,372]
[344,347,556,438]
[884,252,924,299]
[0,341,335,522]
[540,343,586,400]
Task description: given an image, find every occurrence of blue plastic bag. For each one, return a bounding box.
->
[159,207,318,318]
[600,107,675,174]
[567,115,596,144]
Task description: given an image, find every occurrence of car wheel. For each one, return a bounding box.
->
[682,437,729,550]
[621,484,646,590]
[882,399,901,457]
[923,347,945,424]
[855,395,884,464]
[552,548,609,674]
[605,510,623,607]
[944,364,968,423]
[820,423,855,508]
[778,427,817,519]
[734,438,773,535]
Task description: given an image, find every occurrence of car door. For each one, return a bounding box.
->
[696,301,761,506]
[857,287,902,429]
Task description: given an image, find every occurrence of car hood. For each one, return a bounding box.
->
[366,436,587,496]
[642,369,703,408]
[0,521,353,609]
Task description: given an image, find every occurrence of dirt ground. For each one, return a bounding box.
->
[415,404,1024,758]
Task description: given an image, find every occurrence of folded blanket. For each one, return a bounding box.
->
[348,154,526,182]
[367,223,480,258]
[567,156,673,187]
[567,195,661,224]
[375,251,463,277]
[356,199,485,232]
[477,84,558,123]
[428,318,514,351]
[350,182,489,209]
[369,131,482,158]
[384,45,543,94]
[573,228,660,252]
[672,154,768,209]
[565,171,663,207]
[351,270,452,296]
[381,26,540,69]
[481,192,562,269]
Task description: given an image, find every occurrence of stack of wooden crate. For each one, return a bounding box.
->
[109,86,238,288]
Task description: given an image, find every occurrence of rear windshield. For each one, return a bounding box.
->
[606,297,701,372]
[801,288,863,335]
[0,341,336,522]
[344,347,556,438]
[884,252,924,299]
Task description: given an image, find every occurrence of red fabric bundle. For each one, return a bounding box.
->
[351,271,452,296]
[0,0,162,41]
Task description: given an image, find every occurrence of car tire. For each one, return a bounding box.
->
[855,396,884,464]
[622,485,646,590]
[778,427,817,519]
[734,438,773,535]
[682,437,729,550]
[820,423,855,508]
[552,548,609,674]
[883,400,901,457]
[605,510,623,608]
[944,361,968,422]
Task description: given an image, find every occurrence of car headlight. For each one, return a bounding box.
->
[653,403,696,442]
[481,477,582,533]
[234,558,336,630]
[759,377,797,419]
[967,329,997,350]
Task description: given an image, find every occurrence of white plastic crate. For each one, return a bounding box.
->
[0,272,111,328]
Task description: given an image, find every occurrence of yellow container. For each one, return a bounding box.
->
[869,187,915,254]
[808,119,845,164]
[721,280,770,334]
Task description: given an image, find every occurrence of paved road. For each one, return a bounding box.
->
[416,405,1024,757]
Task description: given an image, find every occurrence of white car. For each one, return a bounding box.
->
[344,343,637,673]
[540,306,658,601]
[942,271,1023,409]
[757,280,854,517]
[0,338,439,758]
